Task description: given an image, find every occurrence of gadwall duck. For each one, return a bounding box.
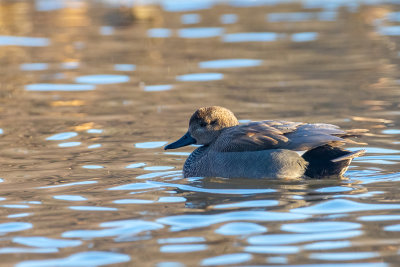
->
[165,106,366,179]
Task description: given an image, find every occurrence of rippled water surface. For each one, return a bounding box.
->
[1,0,400,266]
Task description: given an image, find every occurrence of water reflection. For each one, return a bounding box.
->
[16,251,130,267]
[309,252,380,261]
[148,28,172,38]
[176,73,223,81]
[220,14,238,24]
[215,222,267,235]
[144,84,173,91]
[201,253,252,266]
[20,63,48,71]
[223,32,280,42]
[161,0,214,12]
[181,14,201,24]
[0,222,32,233]
[62,219,163,239]
[291,32,318,42]
[199,59,263,69]
[75,74,129,84]
[46,132,77,141]
[178,27,224,38]
[13,237,81,248]
[267,12,337,22]
[0,35,49,46]
[2,0,400,266]
[25,84,95,91]
[114,64,136,71]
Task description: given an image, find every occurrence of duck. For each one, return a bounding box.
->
[164,106,366,179]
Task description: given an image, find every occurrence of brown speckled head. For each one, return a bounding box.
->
[188,106,239,145]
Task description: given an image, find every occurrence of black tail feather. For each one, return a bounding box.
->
[302,145,363,178]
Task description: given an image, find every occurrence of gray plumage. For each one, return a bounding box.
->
[164,106,366,179]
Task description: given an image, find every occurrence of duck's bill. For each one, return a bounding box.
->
[164,131,196,150]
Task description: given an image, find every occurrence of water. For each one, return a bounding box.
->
[1,0,400,266]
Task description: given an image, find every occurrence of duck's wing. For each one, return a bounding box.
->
[283,123,349,150]
[214,121,299,152]
[214,121,356,152]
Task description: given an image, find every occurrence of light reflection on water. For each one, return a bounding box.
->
[1,0,400,266]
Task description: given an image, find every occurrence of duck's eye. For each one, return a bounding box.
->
[199,121,207,127]
[211,120,218,125]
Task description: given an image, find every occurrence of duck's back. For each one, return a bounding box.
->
[213,120,347,153]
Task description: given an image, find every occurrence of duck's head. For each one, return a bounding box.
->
[164,106,239,150]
